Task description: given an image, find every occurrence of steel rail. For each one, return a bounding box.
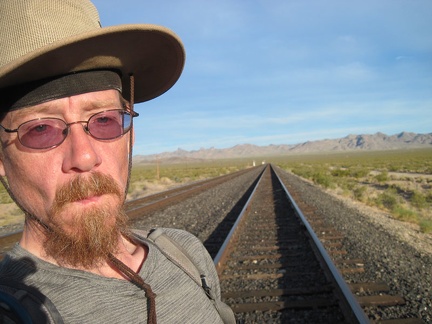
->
[213,166,266,272]
[273,167,370,324]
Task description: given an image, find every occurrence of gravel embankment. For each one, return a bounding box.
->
[275,167,432,322]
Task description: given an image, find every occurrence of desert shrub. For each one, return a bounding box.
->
[375,189,398,210]
[312,171,332,188]
[410,190,427,209]
[336,178,356,191]
[350,168,369,179]
[345,180,356,191]
[375,171,389,183]
[392,205,418,223]
[419,218,432,233]
[331,169,350,177]
[426,191,432,203]
[388,165,399,172]
[292,167,314,179]
[353,185,367,202]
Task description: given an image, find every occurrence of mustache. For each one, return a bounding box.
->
[52,172,123,212]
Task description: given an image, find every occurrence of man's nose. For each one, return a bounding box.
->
[61,123,102,173]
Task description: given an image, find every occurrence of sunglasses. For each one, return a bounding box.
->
[0,109,139,149]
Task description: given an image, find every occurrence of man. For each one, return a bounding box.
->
[0,1,234,323]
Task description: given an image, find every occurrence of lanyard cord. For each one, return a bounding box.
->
[108,253,157,324]
[124,74,135,200]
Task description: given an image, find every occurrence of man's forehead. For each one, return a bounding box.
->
[9,89,123,119]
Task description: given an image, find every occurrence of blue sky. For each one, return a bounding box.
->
[92,0,432,155]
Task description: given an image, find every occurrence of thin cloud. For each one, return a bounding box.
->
[91,0,432,155]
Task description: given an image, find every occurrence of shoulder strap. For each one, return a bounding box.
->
[0,279,64,324]
[146,228,202,284]
[137,228,236,324]
[0,289,33,324]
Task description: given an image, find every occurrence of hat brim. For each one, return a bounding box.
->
[0,24,185,104]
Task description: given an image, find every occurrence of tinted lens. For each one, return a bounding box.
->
[18,119,67,149]
[88,110,130,140]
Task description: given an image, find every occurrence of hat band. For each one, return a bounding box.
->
[1,70,122,112]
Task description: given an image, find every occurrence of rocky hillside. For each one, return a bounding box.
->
[134,131,432,163]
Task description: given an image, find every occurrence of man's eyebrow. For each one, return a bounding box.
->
[89,99,123,109]
[12,103,56,120]
[14,98,122,117]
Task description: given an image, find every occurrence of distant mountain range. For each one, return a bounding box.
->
[133,132,432,163]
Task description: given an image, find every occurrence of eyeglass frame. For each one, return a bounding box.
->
[0,109,139,150]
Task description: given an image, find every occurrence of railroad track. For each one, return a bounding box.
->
[212,165,424,323]
[213,165,368,323]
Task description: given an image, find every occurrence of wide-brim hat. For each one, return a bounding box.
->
[0,0,185,106]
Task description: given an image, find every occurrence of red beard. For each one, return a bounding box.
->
[42,172,129,269]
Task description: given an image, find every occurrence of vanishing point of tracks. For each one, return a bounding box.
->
[0,164,427,323]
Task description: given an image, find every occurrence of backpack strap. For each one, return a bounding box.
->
[136,228,236,324]
[0,279,64,324]
[0,289,33,324]
[146,228,202,284]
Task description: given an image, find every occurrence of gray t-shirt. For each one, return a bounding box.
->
[0,228,225,323]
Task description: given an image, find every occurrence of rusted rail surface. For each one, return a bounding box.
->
[214,164,370,323]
